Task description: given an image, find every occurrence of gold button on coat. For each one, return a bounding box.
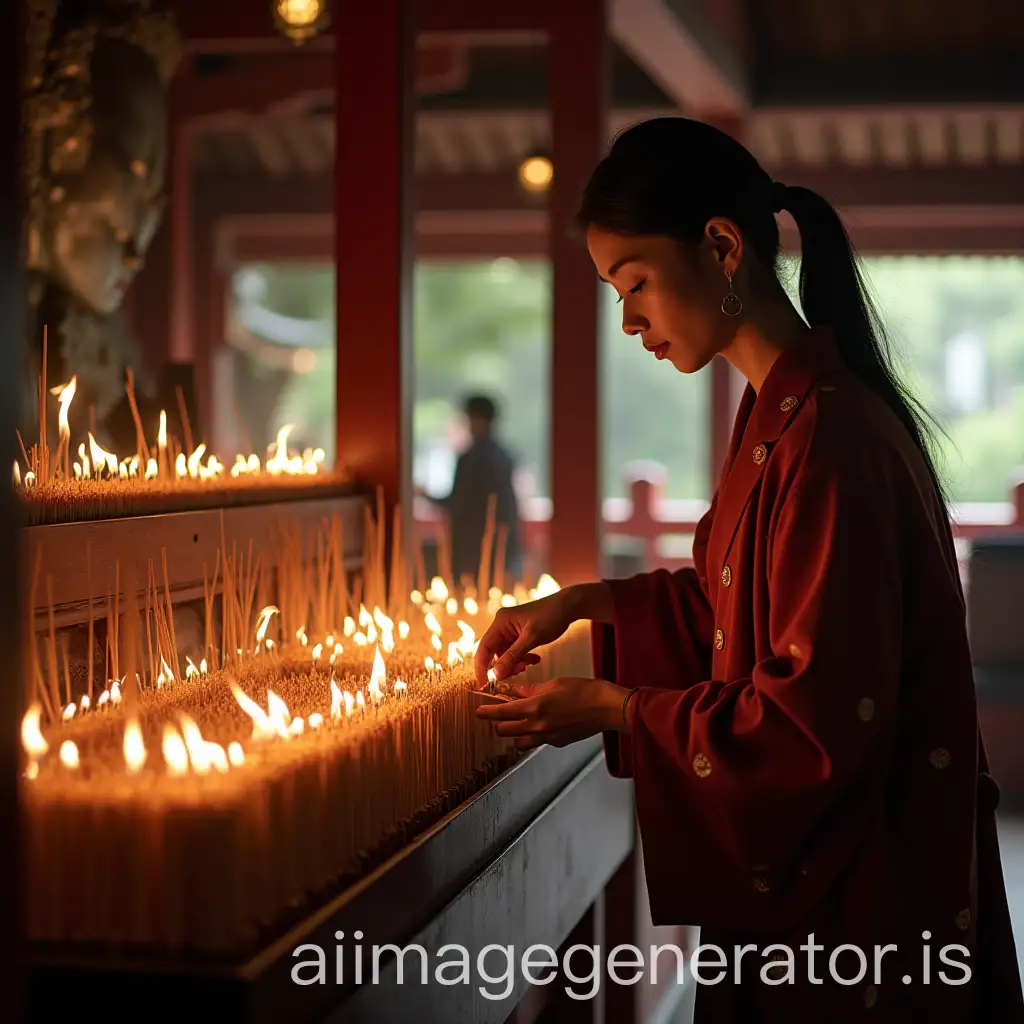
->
[721,564,732,587]
[929,747,951,769]
[752,443,767,464]
[714,628,725,650]
[858,697,875,721]
[780,395,798,412]
[956,908,971,931]
[863,984,878,1008]
[693,753,712,778]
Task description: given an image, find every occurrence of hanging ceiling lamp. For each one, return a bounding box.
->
[517,153,553,194]
[274,0,330,45]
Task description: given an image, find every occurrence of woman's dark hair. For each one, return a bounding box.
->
[576,116,947,505]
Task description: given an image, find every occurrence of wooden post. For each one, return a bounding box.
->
[547,0,608,586]
[3,1,24,1016]
[334,0,415,558]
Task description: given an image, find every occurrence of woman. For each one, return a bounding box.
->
[473,118,1023,1022]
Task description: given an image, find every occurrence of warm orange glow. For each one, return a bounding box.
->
[518,154,553,193]
[21,704,48,758]
[124,718,146,774]
[52,376,76,440]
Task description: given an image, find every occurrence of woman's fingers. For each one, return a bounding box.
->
[474,694,542,721]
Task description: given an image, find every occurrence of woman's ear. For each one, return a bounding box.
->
[703,218,743,279]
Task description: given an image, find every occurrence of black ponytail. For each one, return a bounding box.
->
[577,117,948,507]
[779,185,948,505]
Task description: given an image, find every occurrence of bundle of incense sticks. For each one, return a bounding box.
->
[22,624,593,959]
[22,483,588,959]
[17,474,355,526]
[17,330,342,525]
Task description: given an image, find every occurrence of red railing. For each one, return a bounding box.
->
[414,463,1024,579]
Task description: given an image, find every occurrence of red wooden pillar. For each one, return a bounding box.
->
[334,0,415,543]
[547,0,609,586]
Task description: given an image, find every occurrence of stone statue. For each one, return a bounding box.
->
[22,0,181,453]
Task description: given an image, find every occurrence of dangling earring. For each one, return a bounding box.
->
[721,272,742,317]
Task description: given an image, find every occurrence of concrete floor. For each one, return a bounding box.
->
[662,817,1024,1024]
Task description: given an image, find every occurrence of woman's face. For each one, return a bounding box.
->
[587,225,737,374]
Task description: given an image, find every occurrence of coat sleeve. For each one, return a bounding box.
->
[625,430,904,933]
[593,565,714,778]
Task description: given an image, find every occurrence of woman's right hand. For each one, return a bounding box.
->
[473,590,579,686]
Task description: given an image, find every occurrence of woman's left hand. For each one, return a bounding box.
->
[474,677,629,751]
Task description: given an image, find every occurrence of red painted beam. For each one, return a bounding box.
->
[176,45,467,123]
[178,54,333,122]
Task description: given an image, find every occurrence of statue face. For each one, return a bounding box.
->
[40,37,169,316]
[51,151,165,315]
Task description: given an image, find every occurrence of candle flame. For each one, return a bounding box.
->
[158,410,167,449]
[206,742,229,772]
[162,724,189,775]
[369,645,386,704]
[124,718,146,773]
[179,713,212,773]
[428,577,449,601]
[62,702,76,721]
[397,620,410,640]
[463,597,479,616]
[266,689,291,736]
[88,432,118,476]
[255,605,280,648]
[51,376,77,439]
[21,704,48,757]
[228,742,245,766]
[59,740,79,769]
[230,683,277,741]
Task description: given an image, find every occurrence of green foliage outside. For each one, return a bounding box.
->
[233,255,1024,506]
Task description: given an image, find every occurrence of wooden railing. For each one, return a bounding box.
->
[414,463,1024,579]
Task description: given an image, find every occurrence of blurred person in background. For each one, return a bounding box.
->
[419,394,523,588]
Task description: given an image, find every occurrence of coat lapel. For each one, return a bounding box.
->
[705,328,845,599]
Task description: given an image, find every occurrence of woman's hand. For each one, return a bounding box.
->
[474,677,629,751]
[473,591,578,685]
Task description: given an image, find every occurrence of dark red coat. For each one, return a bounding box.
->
[595,329,1023,1022]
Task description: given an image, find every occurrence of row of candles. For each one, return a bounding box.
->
[16,374,324,487]
[21,574,560,779]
